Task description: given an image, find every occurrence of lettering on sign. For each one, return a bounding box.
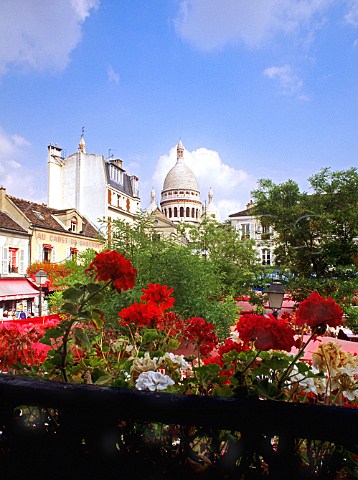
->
[35,232,100,250]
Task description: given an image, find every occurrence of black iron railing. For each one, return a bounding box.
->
[0,374,357,480]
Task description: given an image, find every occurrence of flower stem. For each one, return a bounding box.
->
[278,327,318,389]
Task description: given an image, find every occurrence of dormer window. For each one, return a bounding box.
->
[32,210,45,220]
[70,217,77,232]
[109,164,123,184]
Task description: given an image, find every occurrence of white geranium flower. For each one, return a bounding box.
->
[229,330,240,343]
[343,388,358,401]
[290,366,326,396]
[131,352,158,374]
[135,371,175,391]
[159,352,190,370]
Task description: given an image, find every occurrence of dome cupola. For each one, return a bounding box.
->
[160,140,202,225]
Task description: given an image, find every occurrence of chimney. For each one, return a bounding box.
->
[0,186,6,210]
[48,143,63,163]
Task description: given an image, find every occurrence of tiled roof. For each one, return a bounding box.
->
[0,212,28,234]
[228,208,252,217]
[8,195,101,240]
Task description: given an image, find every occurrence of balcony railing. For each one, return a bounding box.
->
[0,374,357,479]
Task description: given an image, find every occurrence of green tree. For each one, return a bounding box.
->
[251,168,357,278]
[178,217,261,297]
[251,167,358,331]
[108,216,241,339]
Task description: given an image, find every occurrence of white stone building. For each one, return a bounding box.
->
[160,140,202,225]
[228,201,275,265]
[48,134,140,232]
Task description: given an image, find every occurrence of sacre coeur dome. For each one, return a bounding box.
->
[162,145,199,192]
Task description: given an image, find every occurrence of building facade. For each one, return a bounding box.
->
[0,187,103,318]
[47,134,140,231]
[228,201,275,265]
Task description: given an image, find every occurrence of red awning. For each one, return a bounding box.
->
[70,248,78,253]
[0,278,40,301]
[43,244,53,249]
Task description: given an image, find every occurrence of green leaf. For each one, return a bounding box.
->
[261,357,290,370]
[167,338,181,350]
[142,329,161,344]
[40,327,63,345]
[61,302,78,315]
[258,351,271,360]
[87,283,103,294]
[91,310,104,329]
[47,352,63,366]
[62,287,83,301]
[94,374,113,386]
[73,328,92,350]
[253,378,286,401]
[195,363,221,382]
[296,361,311,374]
[212,386,233,397]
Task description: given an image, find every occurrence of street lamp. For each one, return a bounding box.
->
[34,269,48,317]
[267,280,285,318]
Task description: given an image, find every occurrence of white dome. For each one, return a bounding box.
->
[162,140,199,192]
[162,162,199,192]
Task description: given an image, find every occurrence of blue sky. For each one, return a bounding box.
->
[1,0,358,220]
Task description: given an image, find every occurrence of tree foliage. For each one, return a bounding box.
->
[251,167,357,278]
[251,167,358,331]
[107,216,244,339]
[178,217,261,297]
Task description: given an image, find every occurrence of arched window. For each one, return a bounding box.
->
[191,208,195,218]
[186,207,190,217]
[174,207,178,217]
[169,208,172,218]
[180,207,184,217]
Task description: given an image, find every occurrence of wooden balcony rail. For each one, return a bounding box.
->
[0,374,357,479]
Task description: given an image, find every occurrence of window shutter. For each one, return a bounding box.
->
[38,245,42,262]
[19,249,25,274]
[2,247,8,274]
[52,246,56,263]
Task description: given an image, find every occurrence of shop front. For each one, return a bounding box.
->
[0,278,41,319]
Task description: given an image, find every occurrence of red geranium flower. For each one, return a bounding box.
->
[156,311,184,336]
[183,317,218,356]
[295,292,343,328]
[86,250,137,294]
[140,283,175,311]
[118,301,161,328]
[235,314,297,351]
[217,338,248,359]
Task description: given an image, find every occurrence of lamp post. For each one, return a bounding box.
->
[267,280,285,318]
[34,269,48,317]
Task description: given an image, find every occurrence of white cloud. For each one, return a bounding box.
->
[173,0,336,51]
[151,143,256,220]
[0,0,99,75]
[264,64,307,98]
[0,128,42,199]
[107,65,120,84]
[344,0,358,26]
